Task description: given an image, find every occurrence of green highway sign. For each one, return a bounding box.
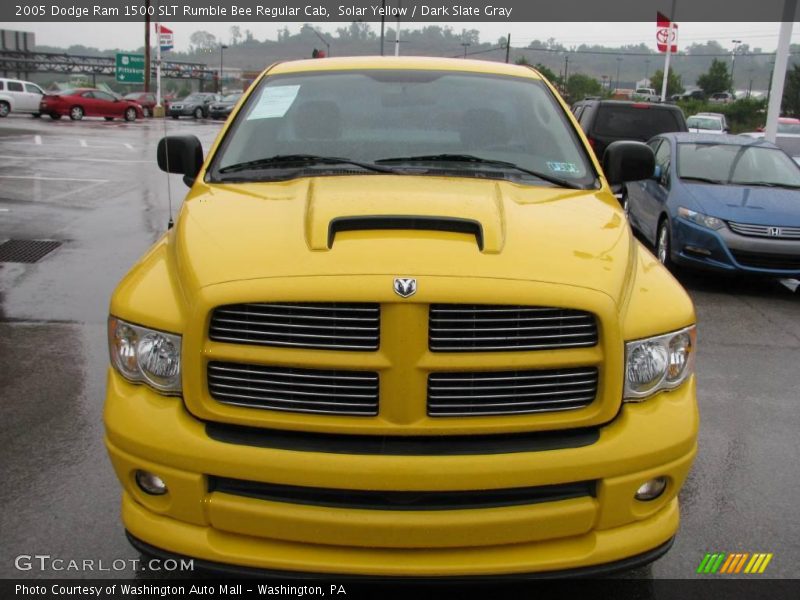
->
[115,53,145,84]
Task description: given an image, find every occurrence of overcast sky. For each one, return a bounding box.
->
[11,21,800,53]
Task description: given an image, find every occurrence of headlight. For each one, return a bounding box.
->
[678,206,725,230]
[108,316,182,394]
[624,325,696,401]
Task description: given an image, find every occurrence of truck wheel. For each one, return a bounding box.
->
[657,219,676,270]
[69,106,84,121]
[0,101,9,118]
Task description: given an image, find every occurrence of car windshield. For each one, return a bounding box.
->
[687,117,722,131]
[777,122,800,134]
[210,69,595,187]
[222,93,242,102]
[677,142,800,187]
[183,94,205,102]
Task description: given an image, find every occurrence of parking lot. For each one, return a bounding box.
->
[0,113,799,580]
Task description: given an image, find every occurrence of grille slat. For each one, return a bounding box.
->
[208,361,379,416]
[210,303,380,351]
[428,367,598,417]
[730,249,800,271]
[728,221,800,239]
[429,304,598,352]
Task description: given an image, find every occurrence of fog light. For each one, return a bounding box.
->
[635,477,667,501]
[135,470,168,495]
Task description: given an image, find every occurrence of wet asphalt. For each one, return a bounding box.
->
[0,114,798,581]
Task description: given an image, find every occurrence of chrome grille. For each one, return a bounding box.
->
[207,362,379,416]
[209,303,379,351]
[429,304,598,352]
[728,221,800,239]
[428,367,598,416]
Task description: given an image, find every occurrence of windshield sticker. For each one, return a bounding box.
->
[546,161,580,174]
[246,85,301,120]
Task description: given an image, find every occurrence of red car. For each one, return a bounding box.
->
[40,88,144,122]
[122,92,169,117]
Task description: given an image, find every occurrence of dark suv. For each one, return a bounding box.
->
[571,100,688,158]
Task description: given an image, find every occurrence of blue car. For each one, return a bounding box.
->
[624,132,800,277]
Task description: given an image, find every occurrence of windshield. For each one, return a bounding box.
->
[183,94,206,102]
[210,69,595,186]
[123,93,139,100]
[677,143,800,187]
[687,116,722,131]
[777,122,800,134]
[222,93,242,102]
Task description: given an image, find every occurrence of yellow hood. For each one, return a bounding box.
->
[173,175,632,302]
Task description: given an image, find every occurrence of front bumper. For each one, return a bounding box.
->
[168,106,200,117]
[105,370,698,577]
[672,218,800,276]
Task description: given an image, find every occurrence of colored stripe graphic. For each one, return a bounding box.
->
[698,552,773,574]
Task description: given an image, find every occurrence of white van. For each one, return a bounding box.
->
[0,78,46,117]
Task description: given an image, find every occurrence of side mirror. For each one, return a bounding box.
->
[602,141,656,186]
[157,135,204,187]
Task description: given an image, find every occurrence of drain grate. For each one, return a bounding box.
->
[0,240,62,263]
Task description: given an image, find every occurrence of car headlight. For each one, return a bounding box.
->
[624,325,696,401]
[108,316,182,394]
[678,206,725,230]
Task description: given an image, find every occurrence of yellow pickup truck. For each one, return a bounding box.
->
[104,56,698,577]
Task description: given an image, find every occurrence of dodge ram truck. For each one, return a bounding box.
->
[104,56,698,577]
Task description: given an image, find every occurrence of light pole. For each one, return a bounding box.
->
[219,44,228,94]
[645,58,651,83]
[731,39,742,94]
[615,57,622,91]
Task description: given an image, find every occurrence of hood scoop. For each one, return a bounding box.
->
[304,177,506,253]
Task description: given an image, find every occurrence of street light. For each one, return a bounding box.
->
[219,44,228,94]
[731,39,742,94]
[311,27,331,57]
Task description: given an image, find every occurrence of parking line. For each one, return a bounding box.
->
[0,208,9,212]
[0,155,151,164]
[34,135,42,145]
[124,143,134,150]
[0,175,109,183]
[80,139,88,147]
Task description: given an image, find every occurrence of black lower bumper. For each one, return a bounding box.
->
[126,531,673,580]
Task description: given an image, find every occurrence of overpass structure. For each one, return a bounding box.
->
[0,50,216,88]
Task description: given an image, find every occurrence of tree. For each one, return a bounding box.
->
[783,64,800,117]
[650,68,684,96]
[697,59,732,95]
[189,31,217,52]
[566,73,602,102]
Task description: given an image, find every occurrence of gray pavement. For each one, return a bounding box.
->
[0,114,798,580]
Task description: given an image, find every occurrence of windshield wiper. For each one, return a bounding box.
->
[734,180,800,189]
[680,176,726,185]
[374,154,586,189]
[218,154,396,175]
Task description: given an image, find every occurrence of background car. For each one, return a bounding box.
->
[168,92,219,119]
[624,132,800,277]
[687,114,727,134]
[740,131,800,165]
[122,92,164,117]
[571,99,688,158]
[208,92,243,120]
[0,78,45,118]
[40,88,144,121]
[756,117,800,134]
[709,92,735,104]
